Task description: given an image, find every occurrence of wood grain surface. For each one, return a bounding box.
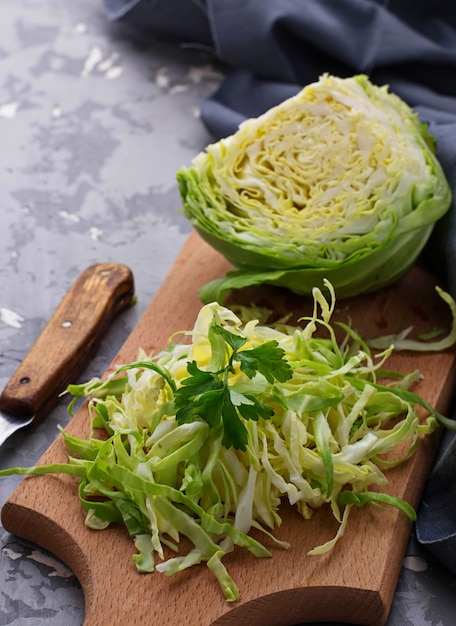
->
[2,233,456,626]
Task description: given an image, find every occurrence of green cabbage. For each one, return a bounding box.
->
[2,284,456,601]
[0,283,456,602]
[177,74,451,303]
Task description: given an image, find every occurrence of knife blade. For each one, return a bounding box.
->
[0,262,135,448]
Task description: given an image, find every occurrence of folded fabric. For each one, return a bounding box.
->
[103,0,456,574]
[416,429,456,574]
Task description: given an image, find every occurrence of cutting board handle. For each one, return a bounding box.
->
[1,496,388,625]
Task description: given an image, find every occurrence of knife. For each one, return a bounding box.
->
[0,262,135,448]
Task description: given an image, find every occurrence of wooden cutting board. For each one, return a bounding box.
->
[2,232,456,626]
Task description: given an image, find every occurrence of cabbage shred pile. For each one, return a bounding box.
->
[2,283,451,602]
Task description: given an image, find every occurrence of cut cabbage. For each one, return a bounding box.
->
[177,74,451,303]
[3,283,455,601]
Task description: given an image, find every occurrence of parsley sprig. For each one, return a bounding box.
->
[174,323,292,450]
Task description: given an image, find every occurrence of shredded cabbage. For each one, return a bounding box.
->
[177,74,451,303]
[2,282,455,601]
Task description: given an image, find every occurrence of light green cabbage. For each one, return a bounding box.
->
[3,284,455,601]
[177,74,451,303]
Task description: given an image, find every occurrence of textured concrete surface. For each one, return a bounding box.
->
[0,1,455,625]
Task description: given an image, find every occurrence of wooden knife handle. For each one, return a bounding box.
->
[0,262,135,423]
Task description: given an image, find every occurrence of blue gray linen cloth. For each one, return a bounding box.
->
[103,0,456,574]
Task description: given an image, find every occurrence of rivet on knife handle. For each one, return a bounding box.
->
[0,262,135,431]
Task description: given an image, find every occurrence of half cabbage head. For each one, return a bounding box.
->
[177,74,452,303]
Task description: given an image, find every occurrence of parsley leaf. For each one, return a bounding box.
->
[174,361,222,426]
[221,388,248,450]
[235,393,274,422]
[237,341,292,383]
[173,324,292,450]
[212,324,247,353]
